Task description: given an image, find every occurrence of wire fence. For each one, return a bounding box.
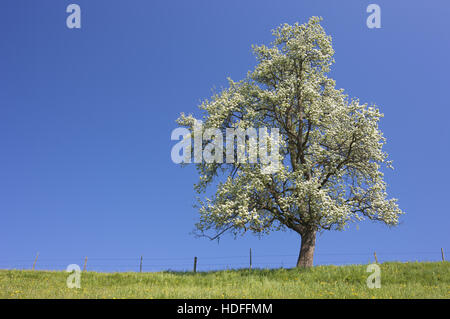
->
[0,249,446,273]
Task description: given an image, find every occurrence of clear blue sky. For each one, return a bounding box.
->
[1,0,449,272]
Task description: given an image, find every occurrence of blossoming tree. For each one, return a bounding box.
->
[176,17,403,268]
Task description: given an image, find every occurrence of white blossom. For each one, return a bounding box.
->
[177,17,404,242]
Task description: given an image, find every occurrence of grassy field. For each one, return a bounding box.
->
[0,261,448,299]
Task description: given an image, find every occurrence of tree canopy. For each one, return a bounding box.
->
[176,17,403,267]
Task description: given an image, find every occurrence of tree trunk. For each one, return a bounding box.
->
[296,229,317,268]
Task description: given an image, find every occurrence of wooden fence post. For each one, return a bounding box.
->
[32,252,39,270]
[140,256,143,273]
[83,257,88,272]
[193,256,197,273]
[374,251,378,264]
[441,248,445,262]
[249,248,252,270]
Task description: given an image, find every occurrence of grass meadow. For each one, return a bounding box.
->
[1,261,448,299]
